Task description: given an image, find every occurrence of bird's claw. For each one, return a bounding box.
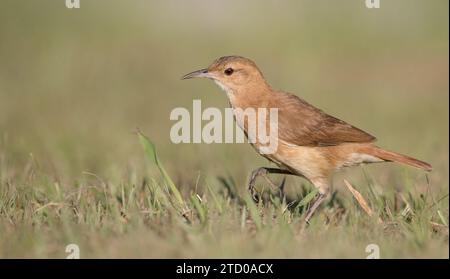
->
[250,188,260,202]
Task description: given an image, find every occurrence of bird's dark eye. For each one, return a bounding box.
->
[224,68,234,76]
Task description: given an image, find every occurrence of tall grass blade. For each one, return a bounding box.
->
[137,131,184,207]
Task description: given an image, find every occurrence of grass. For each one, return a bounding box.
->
[0,132,447,258]
[0,0,448,258]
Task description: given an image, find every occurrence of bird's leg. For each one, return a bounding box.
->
[304,193,327,224]
[248,167,293,201]
[278,177,287,200]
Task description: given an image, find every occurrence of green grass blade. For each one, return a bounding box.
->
[437,210,448,227]
[296,188,319,209]
[191,194,206,224]
[206,182,223,214]
[137,131,184,207]
[243,194,262,230]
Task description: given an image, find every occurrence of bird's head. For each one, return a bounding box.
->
[182,56,269,94]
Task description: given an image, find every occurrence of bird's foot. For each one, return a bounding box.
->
[248,167,288,202]
[248,167,267,202]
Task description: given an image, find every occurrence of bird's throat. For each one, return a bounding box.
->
[213,78,272,109]
[214,80,236,103]
[214,80,233,95]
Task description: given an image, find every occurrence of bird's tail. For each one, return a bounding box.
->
[361,146,432,172]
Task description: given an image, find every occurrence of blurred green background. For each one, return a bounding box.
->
[0,0,448,258]
[1,0,448,182]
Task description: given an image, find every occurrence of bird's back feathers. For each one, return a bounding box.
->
[271,91,376,147]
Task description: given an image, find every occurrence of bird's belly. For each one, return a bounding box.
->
[262,142,333,180]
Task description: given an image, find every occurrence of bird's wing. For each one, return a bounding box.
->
[272,91,376,147]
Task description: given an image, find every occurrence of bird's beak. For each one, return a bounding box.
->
[181,68,211,80]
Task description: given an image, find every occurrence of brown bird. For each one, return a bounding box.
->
[182,55,432,223]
